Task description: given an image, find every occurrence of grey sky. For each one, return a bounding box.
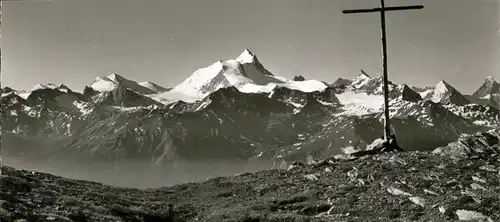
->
[1,0,499,94]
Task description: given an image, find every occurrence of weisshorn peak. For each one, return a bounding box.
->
[154,49,327,103]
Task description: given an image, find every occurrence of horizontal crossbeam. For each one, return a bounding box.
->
[342,5,424,14]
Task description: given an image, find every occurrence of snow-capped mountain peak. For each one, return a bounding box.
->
[433,80,450,95]
[430,80,470,105]
[106,73,124,83]
[155,49,285,103]
[90,76,118,92]
[153,49,332,104]
[170,60,230,94]
[351,69,372,89]
[431,80,454,103]
[359,69,370,79]
[236,49,256,64]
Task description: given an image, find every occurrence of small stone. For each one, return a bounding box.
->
[326,206,335,215]
[304,174,319,181]
[455,210,493,222]
[341,146,359,155]
[357,179,366,186]
[287,161,305,170]
[347,167,359,180]
[386,187,412,196]
[424,189,439,196]
[472,176,486,183]
[409,196,426,207]
[470,183,487,191]
[438,206,446,214]
[368,174,375,181]
[479,165,497,172]
[333,154,357,160]
[389,155,407,165]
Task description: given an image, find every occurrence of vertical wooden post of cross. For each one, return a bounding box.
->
[342,0,424,142]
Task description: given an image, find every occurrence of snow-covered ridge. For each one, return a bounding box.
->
[90,73,161,95]
[239,80,328,94]
[1,83,71,100]
[138,81,170,93]
[30,83,70,92]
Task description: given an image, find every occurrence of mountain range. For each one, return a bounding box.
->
[1,49,499,182]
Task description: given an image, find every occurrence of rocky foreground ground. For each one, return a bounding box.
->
[1,151,499,222]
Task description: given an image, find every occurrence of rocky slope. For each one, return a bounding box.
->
[2,129,499,222]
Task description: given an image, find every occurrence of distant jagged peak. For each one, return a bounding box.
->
[398,84,423,102]
[350,69,373,89]
[473,76,500,98]
[234,48,277,78]
[90,72,157,95]
[433,80,460,96]
[360,69,370,79]
[350,70,394,94]
[236,48,256,64]
[431,80,470,105]
[436,79,452,89]
[352,69,371,81]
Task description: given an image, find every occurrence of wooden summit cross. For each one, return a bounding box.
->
[342,0,424,142]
